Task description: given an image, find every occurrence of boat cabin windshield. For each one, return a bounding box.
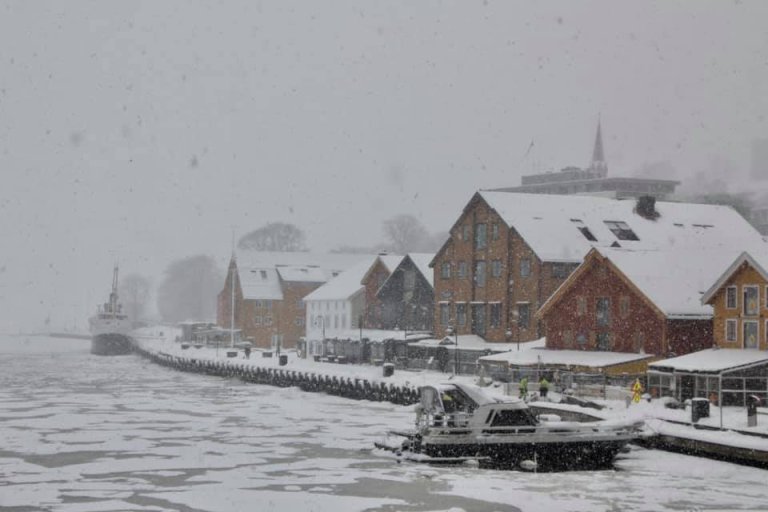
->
[489,408,538,427]
[421,385,479,415]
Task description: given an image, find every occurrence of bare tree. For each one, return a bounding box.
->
[382,214,440,253]
[157,255,223,323]
[118,273,151,323]
[238,222,307,252]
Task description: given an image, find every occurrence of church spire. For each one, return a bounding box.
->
[590,117,608,177]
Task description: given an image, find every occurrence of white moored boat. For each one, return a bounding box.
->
[88,265,133,355]
[376,382,643,471]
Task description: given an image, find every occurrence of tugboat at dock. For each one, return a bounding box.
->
[88,265,133,355]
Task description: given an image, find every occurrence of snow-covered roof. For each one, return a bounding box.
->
[700,251,768,305]
[304,328,427,343]
[595,246,753,318]
[275,265,328,283]
[649,348,768,374]
[479,347,653,368]
[303,257,379,302]
[240,267,283,300]
[235,250,374,300]
[478,191,764,263]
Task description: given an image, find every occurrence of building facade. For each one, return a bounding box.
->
[537,249,713,358]
[360,255,403,329]
[431,190,765,345]
[217,251,372,350]
[701,252,768,351]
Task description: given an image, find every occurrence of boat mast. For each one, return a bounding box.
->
[230,228,236,349]
[109,264,119,315]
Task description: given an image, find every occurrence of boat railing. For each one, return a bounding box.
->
[417,411,641,437]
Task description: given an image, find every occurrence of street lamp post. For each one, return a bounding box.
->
[447,325,459,375]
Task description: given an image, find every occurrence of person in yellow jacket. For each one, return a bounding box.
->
[632,378,643,403]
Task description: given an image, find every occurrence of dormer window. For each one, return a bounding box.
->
[570,219,597,241]
[604,220,639,241]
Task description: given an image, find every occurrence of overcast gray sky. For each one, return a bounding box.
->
[1,0,767,331]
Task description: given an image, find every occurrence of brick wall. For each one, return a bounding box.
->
[431,195,575,343]
[540,254,667,355]
[361,259,391,329]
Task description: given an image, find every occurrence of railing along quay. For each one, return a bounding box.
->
[133,345,420,406]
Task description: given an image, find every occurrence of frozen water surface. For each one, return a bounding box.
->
[1,336,767,512]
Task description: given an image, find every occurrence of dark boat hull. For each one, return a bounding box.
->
[422,439,628,471]
[91,333,133,356]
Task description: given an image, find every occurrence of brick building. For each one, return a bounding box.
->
[537,247,725,358]
[217,251,372,350]
[430,191,765,344]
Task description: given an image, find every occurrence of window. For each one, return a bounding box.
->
[491,223,500,240]
[571,219,597,241]
[520,258,531,277]
[297,299,305,309]
[475,261,486,287]
[264,316,273,326]
[552,263,570,278]
[491,259,502,277]
[490,303,501,328]
[517,303,530,329]
[457,261,467,279]
[471,304,486,336]
[254,316,262,325]
[576,296,587,316]
[404,270,416,290]
[726,286,737,309]
[620,296,630,319]
[744,320,758,349]
[596,332,611,351]
[576,333,587,347]
[461,225,470,241]
[440,304,450,326]
[334,315,339,328]
[260,270,268,279]
[596,298,610,327]
[475,223,487,249]
[295,316,304,326]
[633,332,645,353]
[456,303,466,326]
[603,220,639,241]
[726,319,737,342]
[441,262,452,279]
[341,314,346,328]
[743,286,759,316]
[264,300,272,311]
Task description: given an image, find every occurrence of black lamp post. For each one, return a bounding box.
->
[447,325,459,375]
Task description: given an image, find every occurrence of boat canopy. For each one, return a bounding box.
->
[419,382,522,415]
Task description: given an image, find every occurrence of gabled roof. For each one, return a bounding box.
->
[377,252,436,297]
[539,246,753,319]
[478,191,763,263]
[235,250,375,300]
[700,251,768,305]
[303,256,381,302]
[360,254,404,285]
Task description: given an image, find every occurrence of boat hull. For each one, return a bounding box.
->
[91,333,133,356]
[421,438,629,471]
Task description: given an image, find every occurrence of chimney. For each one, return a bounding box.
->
[636,195,659,220]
